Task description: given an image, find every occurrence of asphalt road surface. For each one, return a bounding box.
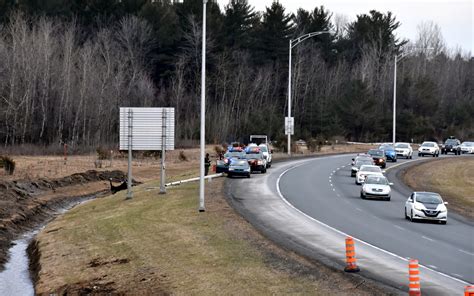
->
[278,153,474,283]
[227,152,474,295]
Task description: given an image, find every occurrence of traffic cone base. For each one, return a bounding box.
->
[344,237,360,273]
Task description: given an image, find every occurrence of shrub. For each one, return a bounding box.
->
[0,156,16,175]
[178,150,188,162]
[214,145,225,155]
[96,146,111,160]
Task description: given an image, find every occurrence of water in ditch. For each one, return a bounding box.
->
[0,197,96,295]
[0,230,38,296]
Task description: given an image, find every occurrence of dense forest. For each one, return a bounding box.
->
[0,0,472,149]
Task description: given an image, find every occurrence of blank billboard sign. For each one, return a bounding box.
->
[119,107,175,151]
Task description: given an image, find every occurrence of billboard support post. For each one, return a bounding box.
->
[160,109,167,194]
[126,109,133,200]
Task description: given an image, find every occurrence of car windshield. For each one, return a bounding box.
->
[225,151,244,158]
[416,193,443,204]
[445,139,457,145]
[365,176,389,185]
[422,142,435,147]
[361,166,381,173]
[368,149,384,157]
[395,143,409,148]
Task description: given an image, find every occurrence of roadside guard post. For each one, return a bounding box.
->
[465,286,474,296]
[344,236,360,272]
[408,259,421,296]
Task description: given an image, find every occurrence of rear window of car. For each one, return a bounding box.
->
[368,150,384,156]
[233,160,248,166]
[422,142,434,147]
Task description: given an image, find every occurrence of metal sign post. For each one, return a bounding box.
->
[126,109,133,200]
[119,107,175,200]
[159,109,167,194]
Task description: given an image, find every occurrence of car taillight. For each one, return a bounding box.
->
[378,159,383,162]
[224,159,229,164]
[258,160,263,165]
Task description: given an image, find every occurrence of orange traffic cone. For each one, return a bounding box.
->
[465,286,474,296]
[344,236,360,272]
[408,259,421,296]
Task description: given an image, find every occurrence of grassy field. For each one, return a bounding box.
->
[402,157,474,220]
[34,178,388,295]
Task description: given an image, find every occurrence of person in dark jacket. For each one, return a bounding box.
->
[204,153,211,176]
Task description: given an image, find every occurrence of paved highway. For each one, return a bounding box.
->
[227,153,474,295]
[278,154,474,284]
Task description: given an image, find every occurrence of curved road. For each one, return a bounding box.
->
[279,154,473,283]
[227,152,474,295]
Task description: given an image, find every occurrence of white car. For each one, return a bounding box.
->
[418,141,440,157]
[460,141,474,154]
[360,175,393,201]
[258,144,273,168]
[355,165,384,185]
[405,192,448,224]
[394,142,413,159]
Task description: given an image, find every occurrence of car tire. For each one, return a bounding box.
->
[360,192,364,199]
[393,158,397,162]
[247,174,250,178]
[440,221,447,225]
[385,197,391,201]
[405,209,409,219]
[355,180,359,185]
[410,210,414,222]
[382,164,386,169]
[418,153,422,157]
[227,173,232,178]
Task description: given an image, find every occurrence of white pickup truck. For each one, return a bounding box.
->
[249,135,272,168]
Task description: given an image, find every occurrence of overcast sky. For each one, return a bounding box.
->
[216,0,473,55]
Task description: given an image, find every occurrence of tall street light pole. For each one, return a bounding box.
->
[199,0,207,212]
[287,31,334,155]
[393,48,429,145]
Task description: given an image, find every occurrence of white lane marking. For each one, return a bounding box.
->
[332,170,336,173]
[356,208,363,212]
[459,249,474,256]
[275,162,471,286]
[422,236,435,242]
[394,225,405,231]
[332,188,336,191]
[330,183,333,187]
[428,265,438,269]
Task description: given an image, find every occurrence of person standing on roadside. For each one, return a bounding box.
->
[204,153,211,176]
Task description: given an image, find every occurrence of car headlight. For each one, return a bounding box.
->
[414,204,424,211]
[229,168,235,171]
[257,160,263,165]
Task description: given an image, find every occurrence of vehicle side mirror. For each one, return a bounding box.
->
[389,182,394,186]
[444,202,449,205]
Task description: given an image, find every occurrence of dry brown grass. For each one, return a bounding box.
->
[35,179,388,296]
[403,157,474,220]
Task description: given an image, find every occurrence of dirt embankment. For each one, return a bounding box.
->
[0,170,128,269]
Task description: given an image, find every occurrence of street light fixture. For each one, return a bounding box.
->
[199,0,208,212]
[287,31,334,155]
